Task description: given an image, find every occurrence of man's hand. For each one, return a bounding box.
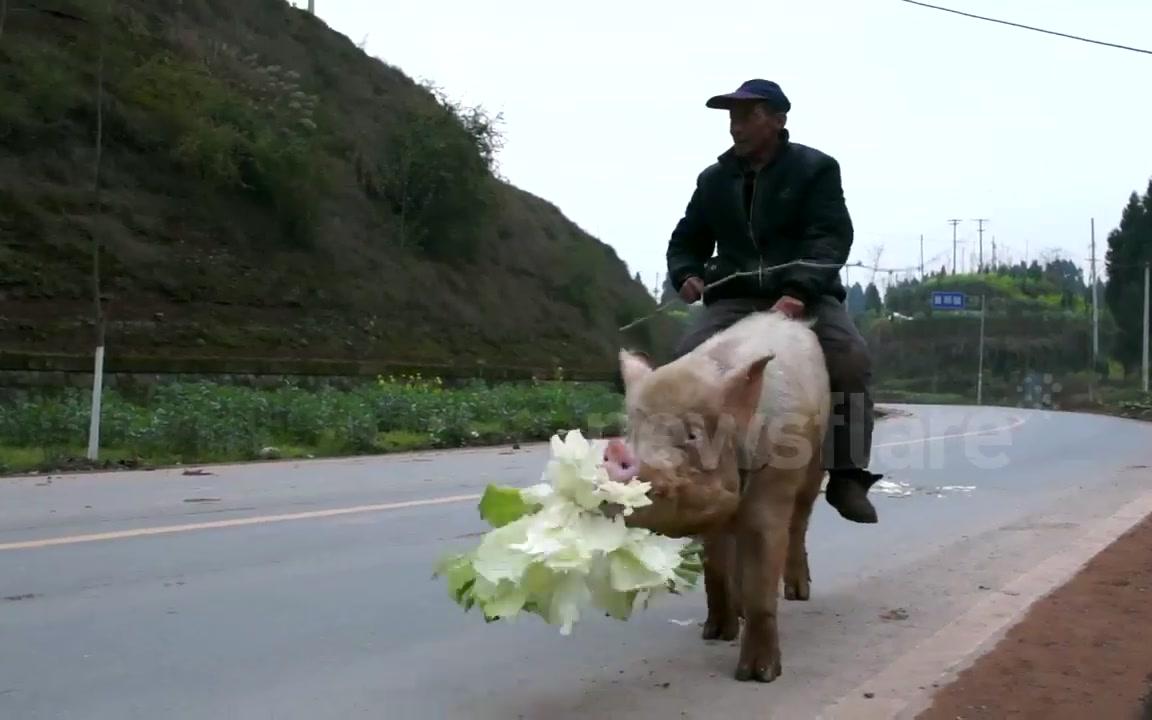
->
[679,276,705,304]
[771,295,805,319]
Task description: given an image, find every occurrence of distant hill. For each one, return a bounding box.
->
[0,0,674,375]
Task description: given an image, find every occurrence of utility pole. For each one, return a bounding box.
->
[919,235,925,279]
[977,294,986,405]
[1090,219,1099,362]
[1087,220,1097,402]
[1144,261,1149,394]
[307,0,315,13]
[948,219,962,274]
[973,218,989,272]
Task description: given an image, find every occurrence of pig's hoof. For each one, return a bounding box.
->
[734,656,782,683]
[702,615,740,642]
[784,577,810,601]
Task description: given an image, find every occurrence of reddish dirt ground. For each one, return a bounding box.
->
[917,512,1152,720]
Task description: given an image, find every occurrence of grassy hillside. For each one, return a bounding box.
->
[0,0,673,373]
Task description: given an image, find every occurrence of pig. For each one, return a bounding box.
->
[604,309,830,683]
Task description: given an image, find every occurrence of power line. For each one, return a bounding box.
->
[900,0,1152,56]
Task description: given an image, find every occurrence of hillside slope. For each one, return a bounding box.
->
[0,0,672,374]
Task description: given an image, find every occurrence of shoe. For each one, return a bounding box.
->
[825,469,883,524]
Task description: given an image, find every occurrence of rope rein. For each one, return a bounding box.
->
[619,258,866,332]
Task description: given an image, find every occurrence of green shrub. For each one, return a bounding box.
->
[119,53,323,245]
[376,84,503,260]
[0,376,625,469]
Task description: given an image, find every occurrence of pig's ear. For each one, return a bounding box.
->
[618,349,654,389]
[722,353,774,423]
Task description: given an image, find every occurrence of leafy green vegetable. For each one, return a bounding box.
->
[433,429,703,635]
[478,485,538,528]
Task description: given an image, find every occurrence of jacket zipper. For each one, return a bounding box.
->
[747,173,764,290]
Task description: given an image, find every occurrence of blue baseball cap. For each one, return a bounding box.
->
[705,79,791,112]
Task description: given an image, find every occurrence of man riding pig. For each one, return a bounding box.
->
[656,78,881,525]
[603,79,883,682]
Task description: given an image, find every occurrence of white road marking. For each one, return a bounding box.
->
[0,494,481,551]
[0,413,1027,552]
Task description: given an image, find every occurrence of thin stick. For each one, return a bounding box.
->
[619,259,868,332]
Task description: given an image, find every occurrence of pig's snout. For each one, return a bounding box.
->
[602,438,638,483]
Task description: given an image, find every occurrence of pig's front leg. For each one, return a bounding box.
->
[734,470,797,683]
[701,529,740,642]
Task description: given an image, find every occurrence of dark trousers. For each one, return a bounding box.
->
[672,296,874,472]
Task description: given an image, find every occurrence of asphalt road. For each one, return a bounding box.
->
[3,404,1152,719]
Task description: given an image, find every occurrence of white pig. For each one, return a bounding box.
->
[604,309,830,683]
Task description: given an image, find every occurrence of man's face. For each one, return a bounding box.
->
[729,102,785,157]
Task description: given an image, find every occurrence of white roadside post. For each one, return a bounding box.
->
[86,345,105,460]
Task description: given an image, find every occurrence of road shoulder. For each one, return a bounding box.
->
[819,482,1152,720]
[914,509,1152,720]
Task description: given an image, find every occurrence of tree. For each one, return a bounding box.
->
[379,82,504,260]
[846,282,866,316]
[1105,183,1152,375]
[1040,257,1085,310]
[660,275,683,306]
[1027,260,1043,280]
[864,282,883,314]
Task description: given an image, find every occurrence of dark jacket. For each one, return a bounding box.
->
[665,130,852,307]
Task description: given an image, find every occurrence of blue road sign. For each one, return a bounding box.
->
[931,291,967,310]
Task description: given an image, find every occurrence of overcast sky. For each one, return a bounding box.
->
[297,0,1151,295]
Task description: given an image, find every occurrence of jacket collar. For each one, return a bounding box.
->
[717,128,791,173]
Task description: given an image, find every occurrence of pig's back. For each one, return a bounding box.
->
[699,311,830,429]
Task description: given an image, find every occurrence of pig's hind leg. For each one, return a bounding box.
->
[784,442,824,602]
